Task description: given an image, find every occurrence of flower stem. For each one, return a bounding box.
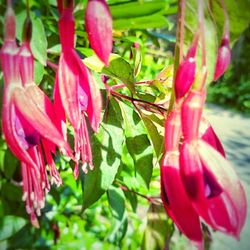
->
[198,0,206,67]
[168,0,186,115]
[116,181,162,205]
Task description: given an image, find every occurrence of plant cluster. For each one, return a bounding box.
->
[0,0,249,249]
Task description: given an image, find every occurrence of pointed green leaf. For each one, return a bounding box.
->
[119,101,153,188]
[82,98,124,209]
[84,54,135,93]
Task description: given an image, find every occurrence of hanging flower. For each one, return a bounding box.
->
[161,109,203,247]
[56,0,102,177]
[0,8,71,226]
[179,89,247,238]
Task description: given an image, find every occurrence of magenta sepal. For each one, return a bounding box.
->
[161,152,203,247]
[180,139,247,238]
[181,90,206,142]
[199,117,225,157]
[164,109,181,151]
[85,0,113,66]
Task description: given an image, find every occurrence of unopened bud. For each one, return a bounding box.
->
[213,36,231,81]
[22,16,32,43]
[85,0,113,66]
[4,6,16,41]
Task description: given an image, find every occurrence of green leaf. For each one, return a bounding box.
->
[30,15,47,66]
[113,14,169,30]
[4,149,18,179]
[119,102,153,188]
[140,113,164,158]
[1,183,22,202]
[107,186,125,221]
[84,54,135,93]
[132,48,142,77]
[142,204,174,250]
[107,186,128,244]
[0,216,26,241]
[34,60,44,85]
[110,1,168,19]
[82,98,124,209]
[15,11,47,65]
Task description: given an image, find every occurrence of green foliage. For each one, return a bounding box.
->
[0,0,249,249]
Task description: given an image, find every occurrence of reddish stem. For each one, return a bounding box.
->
[47,60,58,71]
[111,80,156,90]
[119,184,161,204]
[179,0,186,62]
[220,0,229,39]
[198,0,206,67]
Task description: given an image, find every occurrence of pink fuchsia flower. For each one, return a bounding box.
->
[85,0,113,66]
[174,33,199,100]
[161,108,203,247]
[1,10,70,226]
[161,152,203,247]
[57,1,102,177]
[179,89,247,238]
[213,34,231,81]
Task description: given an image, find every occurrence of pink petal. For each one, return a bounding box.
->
[58,52,81,131]
[85,0,113,66]
[200,117,225,157]
[74,51,102,131]
[58,6,75,50]
[12,84,72,157]
[53,76,67,140]
[2,95,37,168]
[164,109,181,151]
[161,152,203,244]
[197,140,247,237]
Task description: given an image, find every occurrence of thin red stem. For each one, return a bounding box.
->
[179,0,186,62]
[118,183,162,205]
[111,80,156,90]
[168,0,186,115]
[47,60,58,71]
[220,0,229,39]
[111,91,167,114]
[198,0,206,67]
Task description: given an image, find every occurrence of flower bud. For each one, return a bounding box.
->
[213,36,231,81]
[174,33,199,100]
[85,0,112,66]
[22,16,32,43]
[4,5,16,41]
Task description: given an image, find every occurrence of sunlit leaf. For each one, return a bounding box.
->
[82,98,124,209]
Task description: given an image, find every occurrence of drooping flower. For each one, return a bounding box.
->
[85,0,113,65]
[56,0,102,177]
[161,109,203,247]
[0,8,71,226]
[179,89,247,238]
